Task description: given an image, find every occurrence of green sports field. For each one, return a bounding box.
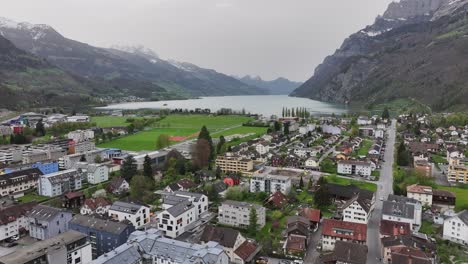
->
[97,115,265,151]
[91,116,135,127]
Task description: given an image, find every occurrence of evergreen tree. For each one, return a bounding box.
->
[397,142,410,166]
[291,108,295,117]
[121,155,137,181]
[382,107,390,120]
[274,121,281,132]
[284,122,290,135]
[307,177,313,190]
[143,155,153,178]
[215,166,222,179]
[248,207,258,233]
[80,154,86,162]
[314,185,331,208]
[198,126,214,162]
[282,107,285,117]
[35,119,46,137]
[299,176,304,189]
[216,136,226,154]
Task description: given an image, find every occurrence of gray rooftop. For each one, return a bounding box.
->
[110,201,147,214]
[382,201,415,219]
[166,201,194,217]
[222,200,264,211]
[70,215,132,235]
[27,205,68,222]
[90,243,141,264]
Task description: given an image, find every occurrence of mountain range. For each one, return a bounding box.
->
[237,75,302,95]
[0,17,268,109]
[291,0,468,111]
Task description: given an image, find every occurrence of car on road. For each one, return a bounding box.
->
[380,196,384,201]
[6,242,18,248]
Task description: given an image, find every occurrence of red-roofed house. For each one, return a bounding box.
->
[299,208,321,229]
[379,220,411,238]
[0,202,37,241]
[321,219,367,251]
[233,240,262,264]
[80,197,112,215]
[264,191,288,209]
[284,236,307,256]
[62,191,85,209]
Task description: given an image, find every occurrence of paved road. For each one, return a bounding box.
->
[318,136,348,163]
[366,119,396,264]
[304,225,323,264]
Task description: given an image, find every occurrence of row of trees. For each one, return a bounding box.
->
[281,107,311,118]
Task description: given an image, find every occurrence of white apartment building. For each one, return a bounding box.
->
[218,200,266,229]
[337,160,372,177]
[406,184,433,206]
[342,194,373,224]
[443,210,468,245]
[0,168,42,197]
[85,163,109,184]
[382,195,422,231]
[0,231,92,264]
[37,169,83,197]
[0,202,36,242]
[321,219,367,251]
[250,170,292,195]
[255,142,270,155]
[59,149,105,170]
[67,130,94,143]
[109,200,150,229]
[74,141,96,154]
[156,191,208,238]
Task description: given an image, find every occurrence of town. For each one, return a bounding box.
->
[0,109,467,264]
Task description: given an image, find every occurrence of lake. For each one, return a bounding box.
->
[98,95,347,117]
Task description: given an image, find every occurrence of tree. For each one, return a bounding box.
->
[274,121,281,132]
[80,154,87,162]
[127,123,135,134]
[130,175,156,204]
[397,142,410,166]
[299,176,304,189]
[248,207,258,233]
[215,166,222,179]
[350,125,359,137]
[314,185,331,208]
[35,119,46,137]
[216,136,226,155]
[94,155,102,164]
[121,155,137,181]
[382,107,390,120]
[156,134,170,149]
[143,155,153,178]
[165,158,178,179]
[307,177,313,190]
[207,184,220,204]
[198,126,214,162]
[106,131,114,141]
[320,159,336,173]
[192,138,211,170]
[284,122,290,135]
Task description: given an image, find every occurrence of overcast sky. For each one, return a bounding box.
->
[2,0,393,81]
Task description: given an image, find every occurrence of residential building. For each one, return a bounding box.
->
[432,189,456,210]
[233,240,261,264]
[38,169,83,197]
[106,177,129,195]
[0,202,37,241]
[381,236,435,264]
[67,115,90,122]
[322,241,368,264]
[216,155,254,174]
[406,184,433,206]
[255,142,270,155]
[108,200,150,229]
[0,168,43,197]
[299,208,321,229]
[413,158,432,177]
[337,160,372,177]
[27,205,72,240]
[342,193,373,224]
[442,210,468,245]
[390,246,433,264]
[321,219,367,251]
[156,191,208,238]
[219,200,266,229]
[90,229,228,264]
[326,183,375,203]
[200,226,254,263]
[134,150,168,170]
[0,231,92,264]
[3,160,59,175]
[382,195,422,231]
[67,130,95,143]
[62,191,85,209]
[250,169,292,194]
[265,191,289,208]
[22,148,66,164]
[69,214,135,259]
[357,116,372,125]
[81,197,112,215]
[86,163,109,184]
[447,158,468,183]
[322,124,342,135]
[375,129,385,139]
[304,157,319,169]
[73,141,96,154]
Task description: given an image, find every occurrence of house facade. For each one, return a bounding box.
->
[38,169,83,197]
[321,219,367,251]
[406,184,433,206]
[442,210,468,245]
[250,172,291,195]
[337,160,372,177]
[27,205,72,240]
[108,200,150,229]
[216,155,254,174]
[219,200,266,229]
[342,194,372,224]
[0,168,43,197]
[382,195,422,231]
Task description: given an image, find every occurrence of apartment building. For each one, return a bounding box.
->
[382,195,422,231]
[0,202,37,241]
[406,184,433,206]
[90,229,228,264]
[250,171,291,195]
[59,149,106,169]
[218,200,266,229]
[0,231,92,264]
[27,205,72,240]
[443,210,468,245]
[67,130,95,143]
[86,163,109,184]
[0,168,43,197]
[447,158,468,183]
[22,147,66,164]
[156,191,208,238]
[69,214,135,259]
[108,200,150,229]
[337,160,372,177]
[321,219,367,251]
[37,169,83,197]
[342,194,373,224]
[216,155,254,174]
[73,140,96,154]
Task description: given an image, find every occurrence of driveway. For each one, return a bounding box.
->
[366,119,396,264]
[304,225,323,264]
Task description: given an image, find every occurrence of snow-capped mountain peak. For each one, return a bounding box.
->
[110,44,160,60]
[0,17,53,40]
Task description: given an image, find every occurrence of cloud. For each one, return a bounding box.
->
[215,0,233,8]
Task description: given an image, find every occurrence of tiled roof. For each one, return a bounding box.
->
[432,189,456,198]
[322,219,367,242]
[27,205,68,222]
[342,193,372,213]
[299,208,321,223]
[391,246,432,264]
[322,241,368,264]
[234,240,260,262]
[265,191,288,208]
[64,191,84,199]
[83,197,112,210]
[200,225,240,248]
[0,202,37,225]
[177,178,196,189]
[285,236,306,252]
[406,184,432,195]
[0,168,43,187]
[379,220,411,237]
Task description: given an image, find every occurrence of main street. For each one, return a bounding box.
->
[366,119,396,264]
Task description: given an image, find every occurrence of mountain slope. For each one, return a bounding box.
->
[0,18,266,97]
[291,0,468,111]
[237,75,302,95]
